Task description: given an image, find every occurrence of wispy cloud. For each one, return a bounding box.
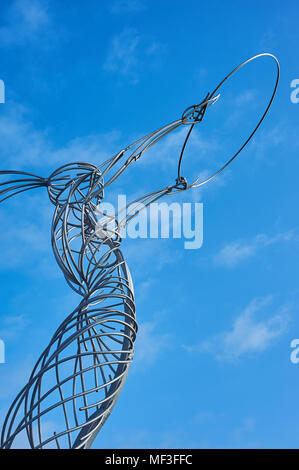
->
[0,0,50,46]
[223,89,258,128]
[140,126,222,178]
[0,193,52,270]
[0,314,28,342]
[234,90,257,107]
[250,122,288,160]
[125,239,182,280]
[103,28,165,84]
[109,0,146,14]
[183,296,290,362]
[133,320,172,367]
[0,104,121,169]
[232,417,255,442]
[0,105,50,168]
[103,28,141,84]
[214,230,295,268]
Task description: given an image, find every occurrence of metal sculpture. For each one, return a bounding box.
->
[0,54,279,449]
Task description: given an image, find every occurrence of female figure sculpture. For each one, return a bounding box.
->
[0,54,279,448]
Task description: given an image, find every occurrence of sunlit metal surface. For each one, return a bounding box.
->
[0,54,279,449]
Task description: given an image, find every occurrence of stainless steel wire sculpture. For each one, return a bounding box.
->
[0,54,279,449]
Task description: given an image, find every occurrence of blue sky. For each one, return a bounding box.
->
[0,0,299,449]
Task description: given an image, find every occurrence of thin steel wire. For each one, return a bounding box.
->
[0,53,279,449]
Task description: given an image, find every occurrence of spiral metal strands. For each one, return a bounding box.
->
[0,54,279,449]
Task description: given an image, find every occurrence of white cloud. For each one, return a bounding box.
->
[103,28,165,84]
[223,89,258,128]
[0,105,49,167]
[140,126,222,184]
[0,187,54,270]
[235,90,257,107]
[103,28,140,83]
[0,0,50,46]
[214,238,258,268]
[133,320,172,367]
[0,104,121,169]
[232,417,255,441]
[250,122,288,160]
[183,296,290,362]
[50,131,122,167]
[214,230,295,268]
[125,239,182,278]
[0,314,28,342]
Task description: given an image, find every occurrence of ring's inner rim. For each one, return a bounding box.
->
[176,53,280,191]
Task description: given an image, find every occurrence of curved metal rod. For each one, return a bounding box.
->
[181,53,280,189]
